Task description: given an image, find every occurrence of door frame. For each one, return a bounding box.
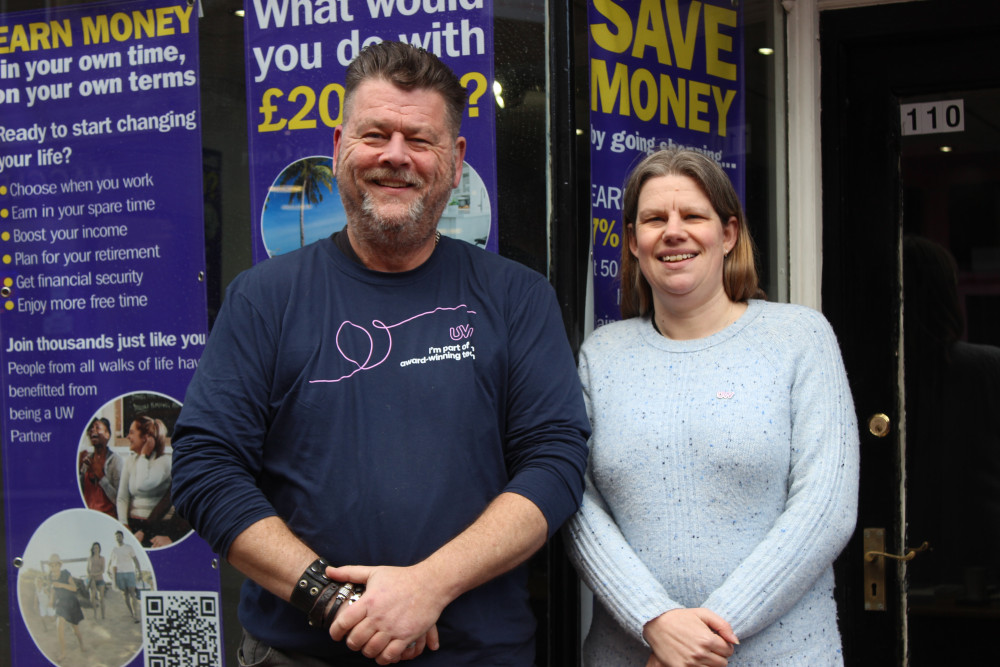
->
[820,2,1000,664]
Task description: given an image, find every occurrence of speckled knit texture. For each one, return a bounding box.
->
[565,300,859,666]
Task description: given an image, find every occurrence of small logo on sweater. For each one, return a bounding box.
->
[716,391,735,399]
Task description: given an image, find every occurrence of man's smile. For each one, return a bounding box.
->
[364,168,421,191]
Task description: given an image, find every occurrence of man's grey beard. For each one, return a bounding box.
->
[361,192,424,236]
[350,168,452,253]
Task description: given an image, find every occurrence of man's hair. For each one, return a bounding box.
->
[343,41,467,137]
[91,417,111,433]
[619,149,764,319]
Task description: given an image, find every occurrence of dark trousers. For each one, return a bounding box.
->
[238,630,375,666]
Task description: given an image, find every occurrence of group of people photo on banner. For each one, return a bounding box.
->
[17,510,152,667]
[76,393,191,550]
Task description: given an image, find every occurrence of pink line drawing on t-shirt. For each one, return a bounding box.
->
[310,304,476,384]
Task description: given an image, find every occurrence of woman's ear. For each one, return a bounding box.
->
[723,216,739,255]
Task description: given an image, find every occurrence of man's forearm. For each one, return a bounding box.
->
[417,491,547,601]
[227,515,319,602]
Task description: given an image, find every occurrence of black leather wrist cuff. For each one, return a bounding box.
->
[321,583,360,631]
[307,583,340,627]
[290,558,334,615]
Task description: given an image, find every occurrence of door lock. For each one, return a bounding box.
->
[863,528,930,611]
[863,528,887,611]
[868,413,891,437]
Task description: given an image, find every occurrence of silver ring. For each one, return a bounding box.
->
[407,642,417,649]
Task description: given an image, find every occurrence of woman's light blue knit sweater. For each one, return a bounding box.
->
[566,300,859,666]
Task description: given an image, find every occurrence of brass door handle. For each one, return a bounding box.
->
[864,541,930,562]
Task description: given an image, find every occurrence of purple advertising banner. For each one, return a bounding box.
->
[588,0,745,327]
[244,0,498,262]
[0,1,221,665]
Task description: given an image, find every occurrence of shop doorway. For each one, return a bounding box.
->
[821,2,1000,664]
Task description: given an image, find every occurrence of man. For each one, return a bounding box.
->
[78,417,123,518]
[171,41,589,665]
[108,530,142,622]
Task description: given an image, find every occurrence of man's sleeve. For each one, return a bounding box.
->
[99,454,122,504]
[77,451,87,486]
[170,279,281,558]
[500,278,590,537]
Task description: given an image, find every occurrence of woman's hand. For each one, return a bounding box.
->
[642,608,738,667]
[149,535,173,548]
[141,436,156,457]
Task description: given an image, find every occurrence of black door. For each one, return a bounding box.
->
[822,2,1000,664]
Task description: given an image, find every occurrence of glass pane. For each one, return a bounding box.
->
[742,0,784,301]
[901,87,1000,665]
[494,0,549,274]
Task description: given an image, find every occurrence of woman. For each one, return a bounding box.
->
[117,415,174,548]
[565,149,859,666]
[86,542,106,619]
[47,553,86,660]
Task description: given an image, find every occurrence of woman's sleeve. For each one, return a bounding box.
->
[563,345,682,644]
[132,455,171,494]
[701,310,860,638]
[116,459,132,525]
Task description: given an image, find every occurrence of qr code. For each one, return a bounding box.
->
[142,591,222,667]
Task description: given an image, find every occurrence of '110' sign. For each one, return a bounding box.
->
[900,99,965,136]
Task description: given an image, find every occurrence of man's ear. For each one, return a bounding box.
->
[332,126,343,170]
[452,136,467,188]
